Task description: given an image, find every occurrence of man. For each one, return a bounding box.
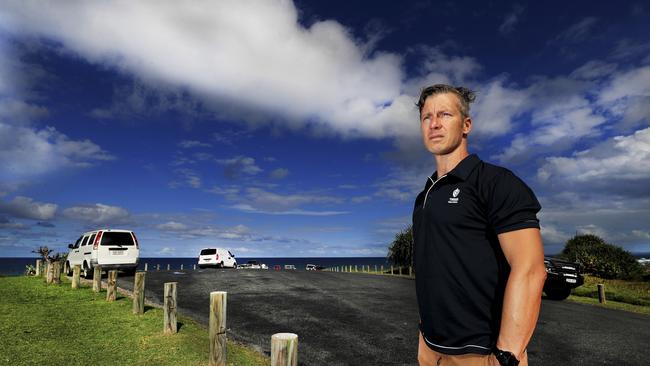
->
[412,84,547,366]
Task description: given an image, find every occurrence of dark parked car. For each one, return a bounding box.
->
[543,257,584,300]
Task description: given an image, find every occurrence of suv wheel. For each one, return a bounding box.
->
[82,262,93,279]
[545,288,571,300]
[66,261,72,276]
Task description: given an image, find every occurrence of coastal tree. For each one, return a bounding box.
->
[388,225,413,268]
[559,234,642,280]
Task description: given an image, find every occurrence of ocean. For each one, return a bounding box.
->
[0,257,393,276]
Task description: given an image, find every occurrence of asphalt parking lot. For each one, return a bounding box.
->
[117,269,650,366]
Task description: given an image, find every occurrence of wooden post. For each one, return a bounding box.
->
[35,259,42,276]
[167,264,170,271]
[133,272,146,315]
[164,282,178,334]
[409,266,413,277]
[390,265,394,275]
[106,270,118,302]
[144,263,148,272]
[598,284,606,304]
[271,333,298,366]
[72,265,81,289]
[46,261,54,284]
[52,262,61,284]
[354,265,358,272]
[93,266,102,292]
[157,264,160,271]
[209,291,227,366]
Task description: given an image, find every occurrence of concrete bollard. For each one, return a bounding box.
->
[193,264,197,271]
[180,264,184,271]
[157,264,160,271]
[144,263,148,272]
[209,291,227,366]
[167,264,170,271]
[271,333,298,366]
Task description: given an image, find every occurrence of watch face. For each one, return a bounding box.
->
[495,350,519,366]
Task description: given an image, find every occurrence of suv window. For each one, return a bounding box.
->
[81,236,90,247]
[201,249,217,255]
[87,234,96,246]
[74,236,83,249]
[101,232,135,246]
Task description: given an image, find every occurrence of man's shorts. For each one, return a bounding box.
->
[418,332,529,366]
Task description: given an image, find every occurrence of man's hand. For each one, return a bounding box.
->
[496,228,546,362]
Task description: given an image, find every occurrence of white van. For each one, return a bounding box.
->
[66,229,140,277]
[198,248,237,268]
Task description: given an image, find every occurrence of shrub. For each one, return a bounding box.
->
[559,234,643,280]
[388,225,413,267]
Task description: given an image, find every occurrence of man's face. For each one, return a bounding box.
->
[419,92,472,156]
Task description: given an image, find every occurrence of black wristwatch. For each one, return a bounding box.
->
[493,347,520,366]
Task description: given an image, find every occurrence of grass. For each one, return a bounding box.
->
[0,276,270,366]
[568,275,650,315]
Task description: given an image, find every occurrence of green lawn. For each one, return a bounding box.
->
[0,276,269,366]
[568,275,650,315]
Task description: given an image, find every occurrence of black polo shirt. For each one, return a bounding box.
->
[413,154,541,355]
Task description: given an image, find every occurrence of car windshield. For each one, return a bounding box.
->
[201,249,217,255]
[101,232,135,246]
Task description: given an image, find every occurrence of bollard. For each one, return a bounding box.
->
[72,265,81,289]
[133,272,146,315]
[209,291,227,366]
[374,265,377,273]
[35,259,42,276]
[144,263,148,272]
[93,266,102,292]
[271,333,298,366]
[180,264,184,271]
[381,265,384,274]
[52,262,61,284]
[164,282,177,334]
[157,264,160,271]
[355,265,358,272]
[598,284,606,304]
[106,270,118,302]
[390,266,394,275]
[193,264,197,271]
[409,266,413,277]
[45,262,53,284]
[167,264,170,271]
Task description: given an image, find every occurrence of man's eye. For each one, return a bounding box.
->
[422,117,430,123]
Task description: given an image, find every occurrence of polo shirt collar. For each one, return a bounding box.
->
[431,154,481,181]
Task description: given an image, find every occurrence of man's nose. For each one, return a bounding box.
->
[429,116,442,129]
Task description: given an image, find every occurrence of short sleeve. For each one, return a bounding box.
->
[486,170,541,234]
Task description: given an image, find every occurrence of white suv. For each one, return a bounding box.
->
[198,248,237,268]
[66,229,140,277]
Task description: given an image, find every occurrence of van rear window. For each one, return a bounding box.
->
[200,249,217,255]
[101,232,135,246]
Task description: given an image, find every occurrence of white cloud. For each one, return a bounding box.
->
[217,156,262,178]
[62,203,130,225]
[230,204,347,216]
[269,168,289,179]
[156,221,188,231]
[538,127,650,186]
[0,122,114,181]
[0,195,57,220]
[554,17,598,44]
[170,168,201,189]
[499,4,524,35]
[0,0,413,138]
[178,140,212,149]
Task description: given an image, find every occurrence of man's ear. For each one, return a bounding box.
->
[462,117,472,136]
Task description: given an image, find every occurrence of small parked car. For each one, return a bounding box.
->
[198,248,237,269]
[543,257,584,300]
[273,265,282,271]
[284,264,296,270]
[306,264,317,271]
[66,229,140,278]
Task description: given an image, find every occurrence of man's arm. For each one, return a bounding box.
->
[496,227,547,361]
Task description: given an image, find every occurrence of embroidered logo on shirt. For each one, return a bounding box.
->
[448,188,460,204]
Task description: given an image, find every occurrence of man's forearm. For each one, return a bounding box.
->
[496,265,546,359]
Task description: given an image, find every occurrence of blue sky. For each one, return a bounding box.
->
[1,0,649,258]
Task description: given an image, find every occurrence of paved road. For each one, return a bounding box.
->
[116,270,649,366]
